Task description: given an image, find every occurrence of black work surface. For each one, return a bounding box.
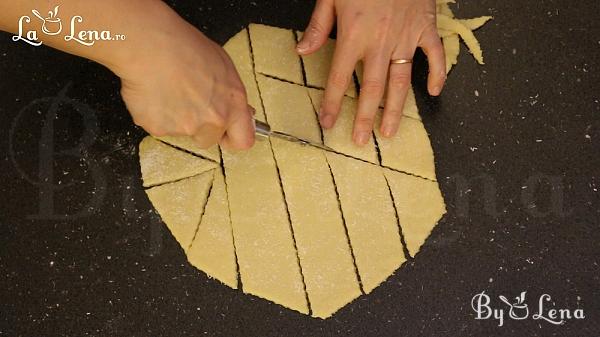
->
[1,0,599,336]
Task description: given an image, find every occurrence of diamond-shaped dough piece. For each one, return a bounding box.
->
[187,169,238,289]
[224,28,266,121]
[222,141,308,314]
[297,32,357,98]
[139,137,218,187]
[308,89,378,164]
[326,152,406,293]
[155,136,221,162]
[249,24,303,85]
[271,138,361,318]
[384,169,446,257]
[257,74,322,144]
[374,116,437,181]
[146,171,215,252]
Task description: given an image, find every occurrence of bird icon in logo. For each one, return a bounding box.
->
[31,5,62,36]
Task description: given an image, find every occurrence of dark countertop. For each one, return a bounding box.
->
[0,0,598,336]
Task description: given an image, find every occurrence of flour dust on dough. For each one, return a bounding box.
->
[138,3,490,318]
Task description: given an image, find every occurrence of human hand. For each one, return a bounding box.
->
[297,0,446,145]
[114,6,255,150]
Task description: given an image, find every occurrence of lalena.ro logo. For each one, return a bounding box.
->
[12,5,126,47]
[471,291,585,327]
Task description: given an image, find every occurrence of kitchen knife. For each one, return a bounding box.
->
[254,119,334,152]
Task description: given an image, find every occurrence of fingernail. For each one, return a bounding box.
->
[320,113,334,128]
[382,125,395,138]
[296,40,309,53]
[354,131,370,146]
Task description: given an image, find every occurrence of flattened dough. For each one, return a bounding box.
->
[139,137,218,187]
[326,153,406,293]
[224,28,266,121]
[297,32,357,97]
[271,138,361,318]
[374,115,437,181]
[222,142,308,314]
[249,24,303,85]
[146,171,215,252]
[308,89,379,164]
[187,169,238,289]
[384,169,446,257]
[257,74,322,144]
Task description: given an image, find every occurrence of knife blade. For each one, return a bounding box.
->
[254,119,334,152]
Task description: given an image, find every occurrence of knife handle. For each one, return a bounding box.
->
[255,119,271,139]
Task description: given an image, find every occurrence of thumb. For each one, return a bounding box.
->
[296,0,335,55]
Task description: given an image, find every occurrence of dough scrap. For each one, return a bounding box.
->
[271,138,361,318]
[374,114,437,181]
[437,14,484,64]
[155,136,221,163]
[443,34,461,75]
[222,141,309,314]
[187,169,238,289]
[224,28,266,121]
[384,169,446,257]
[326,152,406,293]
[308,88,379,164]
[139,137,218,187]
[257,74,322,144]
[146,171,215,252]
[297,32,357,98]
[249,24,304,85]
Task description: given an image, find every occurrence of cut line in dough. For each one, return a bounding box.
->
[139,137,218,188]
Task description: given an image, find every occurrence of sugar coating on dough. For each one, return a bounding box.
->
[139,137,218,187]
[308,89,379,164]
[271,138,361,318]
[222,141,309,314]
[146,171,215,252]
[384,169,446,257]
[257,74,322,144]
[249,24,304,85]
[187,169,238,289]
[156,136,221,162]
[297,32,357,98]
[224,28,267,122]
[374,116,437,181]
[326,152,406,294]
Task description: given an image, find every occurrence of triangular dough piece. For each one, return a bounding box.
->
[139,137,218,187]
[187,169,238,289]
[296,32,357,98]
[308,89,379,164]
[326,152,406,294]
[249,24,303,85]
[155,136,221,162]
[384,169,446,257]
[224,28,266,122]
[271,138,361,318]
[146,171,215,252]
[374,116,437,181]
[222,142,309,314]
[257,74,322,144]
